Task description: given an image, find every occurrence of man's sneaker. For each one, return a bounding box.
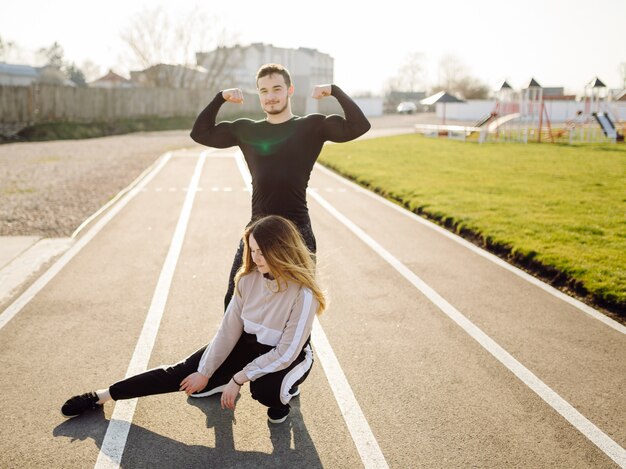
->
[190,384,227,398]
[61,392,101,418]
[267,406,290,424]
[289,385,300,397]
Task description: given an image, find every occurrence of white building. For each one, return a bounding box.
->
[196,43,333,114]
[0,62,75,86]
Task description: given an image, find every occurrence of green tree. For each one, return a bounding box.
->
[37,42,90,86]
[65,62,87,86]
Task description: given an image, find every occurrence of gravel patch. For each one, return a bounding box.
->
[0,130,195,237]
[0,114,446,238]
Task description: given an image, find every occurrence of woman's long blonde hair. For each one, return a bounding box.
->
[234,215,326,314]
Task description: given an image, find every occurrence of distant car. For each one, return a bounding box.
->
[396,101,417,114]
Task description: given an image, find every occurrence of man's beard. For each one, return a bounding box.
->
[264,99,289,115]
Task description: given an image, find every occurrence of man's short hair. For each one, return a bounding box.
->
[256,63,292,88]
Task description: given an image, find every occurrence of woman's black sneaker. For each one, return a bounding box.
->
[267,406,290,424]
[61,392,101,418]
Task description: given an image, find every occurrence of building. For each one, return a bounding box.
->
[196,43,334,114]
[613,89,626,101]
[542,87,565,97]
[0,62,74,86]
[129,64,211,89]
[90,69,134,88]
[541,87,576,101]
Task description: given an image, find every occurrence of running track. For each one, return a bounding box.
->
[1,143,625,468]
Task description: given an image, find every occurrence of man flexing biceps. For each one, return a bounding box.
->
[190,63,370,308]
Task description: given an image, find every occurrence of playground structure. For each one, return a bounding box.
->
[483,77,624,144]
[481,78,554,143]
[415,77,625,144]
[576,78,624,142]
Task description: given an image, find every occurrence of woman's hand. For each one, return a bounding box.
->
[221,372,248,410]
[220,380,241,410]
[180,372,209,396]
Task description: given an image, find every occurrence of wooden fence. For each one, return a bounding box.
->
[0,84,307,134]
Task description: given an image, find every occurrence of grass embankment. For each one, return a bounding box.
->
[319,134,626,315]
[2,111,266,143]
[9,116,197,142]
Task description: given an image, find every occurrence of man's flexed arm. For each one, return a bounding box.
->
[314,84,371,142]
[190,89,243,148]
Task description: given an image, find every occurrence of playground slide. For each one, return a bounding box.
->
[593,113,624,141]
[594,113,616,138]
[487,113,520,132]
[474,113,495,128]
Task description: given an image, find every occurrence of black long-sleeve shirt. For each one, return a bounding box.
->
[190,85,371,226]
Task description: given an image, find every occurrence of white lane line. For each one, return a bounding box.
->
[0,152,173,332]
[94,150,210,469]
[314,163,626,336]
[172,151,235,159]
[307,187,626,468]
[233,149,389,469]
[311,319,389,468]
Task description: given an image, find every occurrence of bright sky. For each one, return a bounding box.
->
[2,0,625,95]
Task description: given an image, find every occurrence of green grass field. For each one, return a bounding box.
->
[319,134,626,313]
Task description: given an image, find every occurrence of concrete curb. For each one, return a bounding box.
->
[0,237,74,304]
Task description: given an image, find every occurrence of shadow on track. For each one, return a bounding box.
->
[53,395,322,468]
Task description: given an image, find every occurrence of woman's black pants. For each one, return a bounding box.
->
[109,332,313,411]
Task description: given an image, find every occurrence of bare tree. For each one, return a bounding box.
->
[437,53,467,91]
[0,35,16,62]
[385,51,427,93]
[120,5,240,89]
[37,42,65,68]
[397,52,427,92]
[435,54,489,99]
[80,60,102,83]
[1,36,48,65]
[453,76,490,99]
